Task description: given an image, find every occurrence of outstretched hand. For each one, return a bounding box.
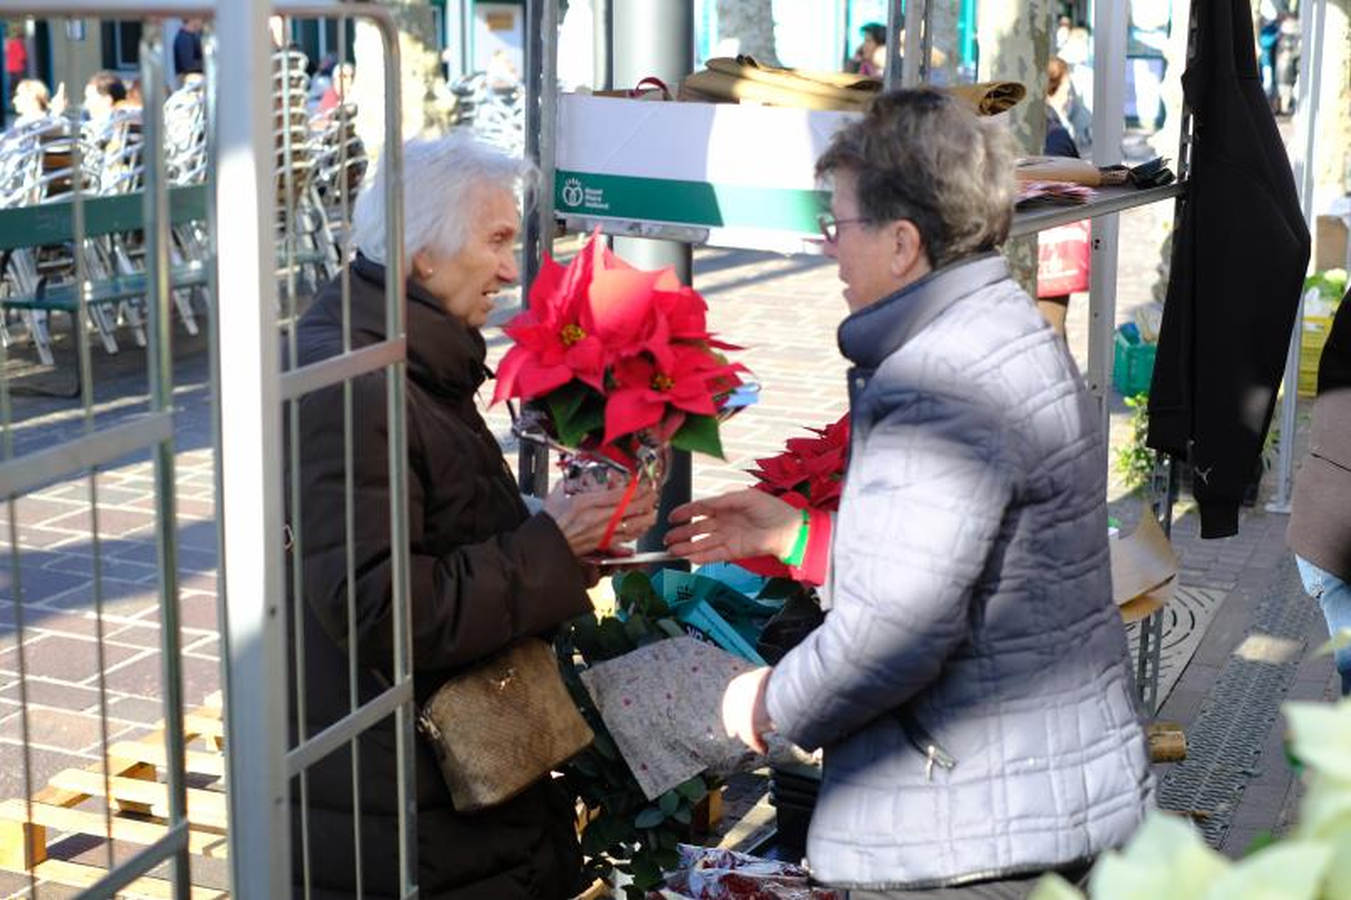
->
[664,489,802,565]
[542,480,658,559]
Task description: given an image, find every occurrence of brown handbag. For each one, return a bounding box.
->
[416,637,594,812]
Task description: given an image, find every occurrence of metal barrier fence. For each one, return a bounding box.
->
[0,2,415,897]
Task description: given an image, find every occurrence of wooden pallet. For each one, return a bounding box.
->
[0,691,230,899]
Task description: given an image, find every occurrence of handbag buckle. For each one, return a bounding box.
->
[417,709,443,744]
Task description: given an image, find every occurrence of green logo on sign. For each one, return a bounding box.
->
[561,178,584,208]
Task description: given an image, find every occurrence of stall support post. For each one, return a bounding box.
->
[521,0,561,496]
[612,0,694,557]
[1268,0,1327,514]
[593,0,612,91]
[1086,0,1128,436]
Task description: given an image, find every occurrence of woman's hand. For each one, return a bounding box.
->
[664,489,802,565]
[541,480,658,558]
[722,666,774,754]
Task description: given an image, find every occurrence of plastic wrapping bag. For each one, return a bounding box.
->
[654,845,843,900]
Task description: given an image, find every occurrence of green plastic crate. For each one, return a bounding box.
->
[1113,328,1156,397]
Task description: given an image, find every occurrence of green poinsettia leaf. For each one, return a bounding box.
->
[596,616,633,659]
[658,790,679,816]
[758,577,806,601]
[569,614,602,656]
[579,811,622,855]
[1088,812,1228,900]
[569,754,600,779]
[1284,699,1351,781]
[591,729,620,761]
[546,380,589,427]
[615,571,665,618]
[634,806,666,829]
[675,776,708,804]
[1026,873,1085,900]
[671,805,692,826]
[548,381,606,448]
[623,616,652,646]
[628,856,664,889]
[565,405,606,448]
[670,414,724,459]
[653,847,681,871]
[1200,840,1332,900]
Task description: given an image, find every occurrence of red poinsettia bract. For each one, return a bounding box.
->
[748,414,850,511]
[738,414,850,578]
[492,231,746,464]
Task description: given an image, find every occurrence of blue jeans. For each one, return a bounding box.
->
[1296,556,1351,696]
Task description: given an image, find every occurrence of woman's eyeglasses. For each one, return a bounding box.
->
[817,212,871,244]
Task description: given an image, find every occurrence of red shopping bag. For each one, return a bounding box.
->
[1037,219,1091,297]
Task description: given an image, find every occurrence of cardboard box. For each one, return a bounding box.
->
[1315,214,1349,272]
[555,95,859,253]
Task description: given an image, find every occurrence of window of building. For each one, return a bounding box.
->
[100,20,141,71]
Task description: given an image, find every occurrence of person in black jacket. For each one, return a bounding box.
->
[172,19,204,86]
[1287,293,1351,696]
[286,133,657,899]
[1146,0,1310,538]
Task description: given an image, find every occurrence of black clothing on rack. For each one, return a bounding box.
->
[1146,0,1310,538]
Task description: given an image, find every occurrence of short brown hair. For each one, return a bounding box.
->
[87,70,127,103]
[815,89,1017,267]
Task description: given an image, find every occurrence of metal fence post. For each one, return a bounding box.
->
[214,0,288,895]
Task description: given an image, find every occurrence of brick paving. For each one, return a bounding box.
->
[0,174,1336,892]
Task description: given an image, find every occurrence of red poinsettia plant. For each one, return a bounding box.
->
[492,232,748,470]
[747,414,850,511]
[738,414,850,578]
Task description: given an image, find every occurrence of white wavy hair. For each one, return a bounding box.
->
[350,131,539,266]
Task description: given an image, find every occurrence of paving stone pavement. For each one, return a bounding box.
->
[0,187,1335,892]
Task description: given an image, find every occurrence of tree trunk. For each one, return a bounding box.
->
[977,0,1052,295]
[715,0,780,65]
[353,0,450,168]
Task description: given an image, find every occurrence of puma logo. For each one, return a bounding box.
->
[1194,465,1213,485]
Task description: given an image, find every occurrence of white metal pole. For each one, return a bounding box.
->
[215,0,287,895]
[1086,0,1128,437]
[1268,0,1326,513]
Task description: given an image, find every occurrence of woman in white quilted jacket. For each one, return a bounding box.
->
[667,89,1153,898]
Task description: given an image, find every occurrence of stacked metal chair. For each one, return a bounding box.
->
[449,72,526,158]
[0,113,128,364]
[308,100,367,259]
[273,49,338,301]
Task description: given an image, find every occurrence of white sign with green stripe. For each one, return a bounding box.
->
[556,95,855,238]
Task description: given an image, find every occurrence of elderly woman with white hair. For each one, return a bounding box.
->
[286,133,654,899]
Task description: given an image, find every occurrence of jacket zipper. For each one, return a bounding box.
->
[897,711,957,781]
